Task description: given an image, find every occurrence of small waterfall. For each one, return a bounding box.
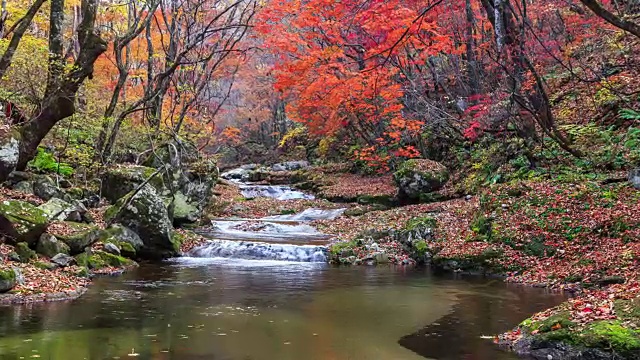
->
[265,208,346,221]
[188,240,328,262]
[239,185,314,200]
[189,167,345,264]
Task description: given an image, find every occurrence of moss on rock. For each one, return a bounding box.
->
[393,159,449,201]
[0,200,49,244]
[15,242,36,263]
[49,222,100,254]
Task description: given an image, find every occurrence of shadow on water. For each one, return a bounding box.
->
[399,278,568,360]
[0,263,567,360]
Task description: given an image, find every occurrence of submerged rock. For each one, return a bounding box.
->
[105,184,178,259]
[0,200,49,244]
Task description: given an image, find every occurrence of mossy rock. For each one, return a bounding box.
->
[579,320,640,356]
[75,250,135,270]
[172,191,199,225]
[0,268,17,292]
[15,242,36,263]
[49,222,101,255]
[0,200,49,244]
[521,312,576,333]
[356,194,395,207]
[106,185,176,259]
[94,224,143,258]
[100,165,166,203]
[393,159,449,201]
[36,233,70,257]
[33,261,57,270]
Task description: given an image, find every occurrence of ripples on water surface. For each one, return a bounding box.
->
[0,259,565,360]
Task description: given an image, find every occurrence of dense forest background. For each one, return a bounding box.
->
[0,0,638,190]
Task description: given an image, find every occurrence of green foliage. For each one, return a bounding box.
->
[414,240,428,256]
[28,148,74,176]
[405,216,437,231]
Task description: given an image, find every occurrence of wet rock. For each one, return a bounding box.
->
[50,222,101,255]
[393,159,449,201]
[0,200,49,244]
[15,242,36,263]
[36,233,70,257]
[0,269,17,292]
[0,129,21,181]
[33,175,64,201]
[103,242,121,256]
[105,184,177,259]
[51,253,76,267]
[629,168,640,190]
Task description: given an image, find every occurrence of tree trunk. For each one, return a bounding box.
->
[11,0,107,174]
[579,0,640,38]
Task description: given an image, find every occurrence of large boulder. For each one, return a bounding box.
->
[36,233,70,258]
[105,184,178,259]
[95,224,143,258]
[48,221,101,255]
[393,159,449,201]
[100,165,167,203]
[0,200,49,244]
[630,168,640,190]
[0,129,21,181]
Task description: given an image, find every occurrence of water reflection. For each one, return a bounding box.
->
[0,263,565,360]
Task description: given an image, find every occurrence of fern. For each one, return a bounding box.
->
[619,108,640,121]
[28,148,74,176]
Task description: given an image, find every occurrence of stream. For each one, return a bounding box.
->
[0,171,566,359]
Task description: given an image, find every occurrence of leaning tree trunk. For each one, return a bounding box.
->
[7,0,107,177]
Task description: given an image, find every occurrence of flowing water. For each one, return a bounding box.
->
[0,170,567,359]
[0,261,565,360]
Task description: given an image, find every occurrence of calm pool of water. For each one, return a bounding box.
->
[0,259,565,360]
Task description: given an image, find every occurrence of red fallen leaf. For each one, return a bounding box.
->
[551,323,562,331]
[581,307,593,313]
